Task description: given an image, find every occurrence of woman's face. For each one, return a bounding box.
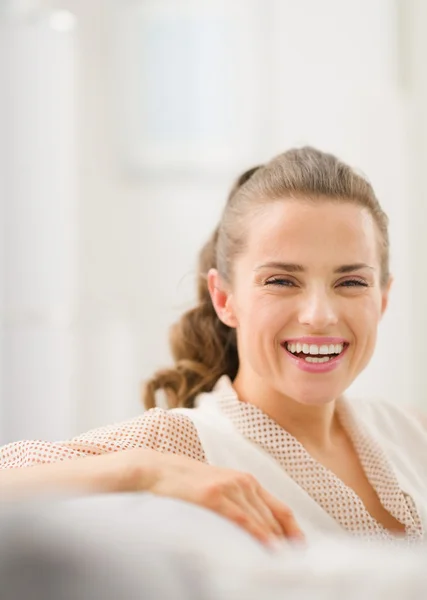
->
[209,200,390,406]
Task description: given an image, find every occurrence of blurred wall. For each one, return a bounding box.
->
[405,0,427,414]
[0,0,426,443]
[0,2,77,442]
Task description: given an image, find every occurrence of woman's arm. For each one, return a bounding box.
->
[0,411,304,543]
[0,410,200,498]
[0,447,160,499]
[0,409,207,469]
[0,408,202,497]
[0,445,303,544]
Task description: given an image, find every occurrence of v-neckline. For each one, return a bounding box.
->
[213,377,423,540]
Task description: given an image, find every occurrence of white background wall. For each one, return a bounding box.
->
[0,2,77,442]
[0,0,426,444]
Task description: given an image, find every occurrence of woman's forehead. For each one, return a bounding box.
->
[243,201,380,264]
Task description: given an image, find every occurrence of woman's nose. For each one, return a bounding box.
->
[297,290,338,330]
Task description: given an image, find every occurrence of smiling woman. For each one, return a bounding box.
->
[208,197,390,411]
[1,147,426,546]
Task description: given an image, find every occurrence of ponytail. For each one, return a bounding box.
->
[143,165,263,409]
[143,228,238,409]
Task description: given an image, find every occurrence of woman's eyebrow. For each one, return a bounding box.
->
[334,263,374,273]
[254,262,374,273]
[254,262,304,272]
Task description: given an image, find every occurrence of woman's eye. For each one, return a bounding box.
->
[265,278,296,287]
[338,279,368,288]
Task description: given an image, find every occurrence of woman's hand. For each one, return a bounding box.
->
[139,451,304,546]
[1,447,304,546]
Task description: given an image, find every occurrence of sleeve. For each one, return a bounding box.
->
[0,409,207,469]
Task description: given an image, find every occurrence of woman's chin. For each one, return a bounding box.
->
[280,382,344,407]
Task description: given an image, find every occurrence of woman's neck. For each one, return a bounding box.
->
[232,372,342,451]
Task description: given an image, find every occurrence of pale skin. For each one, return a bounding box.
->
[0,198,403,539]
[208,199,403,533]
[0,447,302,546]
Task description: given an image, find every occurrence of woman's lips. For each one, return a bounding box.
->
[281,342,349,374]
[283,336,348,345]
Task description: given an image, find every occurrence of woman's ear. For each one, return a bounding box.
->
[207,269,238,328]
[381,275,393,317]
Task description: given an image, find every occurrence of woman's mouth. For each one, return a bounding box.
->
[280,340,349,372]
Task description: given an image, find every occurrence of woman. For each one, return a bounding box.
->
[1,147,426,544]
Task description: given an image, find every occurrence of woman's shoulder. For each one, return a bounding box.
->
[349,397,427,487]
[69,407,207,461]
[351,395,424,421]
[70,407,198,440]
[0,408,207,469]
[346,395,427,446]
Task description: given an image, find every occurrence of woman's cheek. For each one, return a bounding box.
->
[354,296,384,324]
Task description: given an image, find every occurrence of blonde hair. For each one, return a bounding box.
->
[143,146,389,409]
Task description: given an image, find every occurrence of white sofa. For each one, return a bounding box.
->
[1,493,426,600]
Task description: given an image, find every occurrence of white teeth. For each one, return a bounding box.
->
[305,356,331,363]
[285,342,345,356]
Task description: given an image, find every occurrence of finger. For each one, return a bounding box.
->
[221,478,279,538]
[216,497,273,545]
[260,489,305,541]
[233,490,280,539]
[241,487,284,538]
